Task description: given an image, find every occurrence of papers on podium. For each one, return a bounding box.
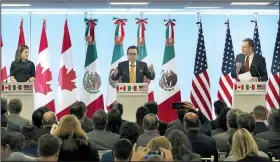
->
[238,72,252,82]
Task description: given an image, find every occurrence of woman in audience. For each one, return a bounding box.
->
[22,125,40,157]
[211,107,231,136]
[106,108,122,134]
[52,115,99,161]
[136,106,149,135]
[167,130,201,161]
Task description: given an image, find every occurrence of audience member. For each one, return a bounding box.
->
[1,98,21,132]
[136,106,149,135]
[211,107,231,136]
[70,101,93,133]
[252,105,269,134]
[257,108,280,158]
[106,108,122,134]
[110,102,129,124]
[52,115,99,161]
[211,100,227,130]
[237,112,269,153]
[38,134,61,161]
[165,109,187,136]
[136,113,159,147]
[147,136,172,151]
[1,114,10,137]
[40,111,58,135]
[32,106,50,128]
[7,99,30,127]
[87,109,119,150]
[144,101,167,136]
[167,130,201,161]
[22,125,40,157]
[113,139,133,161]
[131,144,173,161]
[213,108,242,152]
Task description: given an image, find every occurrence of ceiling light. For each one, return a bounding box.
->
[231,2,270,5]
[1,3,32,7]
[185,7,221,9]
[110,2,148,5]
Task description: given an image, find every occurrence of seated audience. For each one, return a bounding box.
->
[40,111,58,135]
[165,109,187,136]
[136,106,149,135]
[106,108,122,134]
[213,108,242,152]
[1,98,21,132]
[211,100,227,130]
[131,144,173,161]
[252,105,269,135]
[38,134,61,161]
[224,128,270,161]
[22,125,40,157]
[167,130,201,161]
[211,107,231,136]
[144,101,167,136]
[7,99,30,127]
[257,108,280,158]
[1,114,10,137]
[110,102,128,124]
[32,106,51,128]
[237,112,269,153]
[136,113,159,147]
[87,110,119,150]
[147,136,172,151]
[113,139,133,161]
[70,101,93,133]
[52,115,99,161]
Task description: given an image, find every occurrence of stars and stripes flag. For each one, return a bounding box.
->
[190,18,212,120]
[252,20,262,55]
[266,21,280,110]
[217,20,236,107]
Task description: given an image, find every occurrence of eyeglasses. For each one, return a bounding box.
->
[128,53,137,56]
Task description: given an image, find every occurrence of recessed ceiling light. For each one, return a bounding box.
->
[1,4,32,7]
[231,2,270,5]
[185,7,221,9]
[110,2,148,5]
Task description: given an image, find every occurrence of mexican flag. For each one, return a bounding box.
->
[136,17,154,101]
[56,19,77,120]
[1,37,7,82]
[157,19,181,123]
[106,17,127,111]
[80,18,104,118]
[18,19,25,46]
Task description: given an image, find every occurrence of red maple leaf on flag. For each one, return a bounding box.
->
[34,63,52,95]
[59,66,76,91]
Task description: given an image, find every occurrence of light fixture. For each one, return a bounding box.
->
[110,2,148,5]
[231,2,270,5]
[1,3,32,7]
[185,7,221,9]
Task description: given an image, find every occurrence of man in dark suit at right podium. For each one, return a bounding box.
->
[231,38,268,82]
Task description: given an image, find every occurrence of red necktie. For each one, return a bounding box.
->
[245,56,250,72]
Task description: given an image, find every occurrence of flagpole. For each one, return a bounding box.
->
[84,12,87,60]
[29,12,32,60]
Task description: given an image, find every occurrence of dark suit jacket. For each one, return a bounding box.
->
[167,119,181,128]
[213,128,237,152]
[164,123,186,136]
[158,120,167,136]
[256,128,280,158]
[254,122,269,135]
[81,117,94,133]
[254,136,269,153]
[137,131,159,147]
[7,114,30,128]
[231,54,268,81]
[210,119,218,130]
[7,121,21,132]
[87,129,120,150]
[111,60,155,83]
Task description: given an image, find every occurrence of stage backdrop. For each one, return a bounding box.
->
[1,14,278,112]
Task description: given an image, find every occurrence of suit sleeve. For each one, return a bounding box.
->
[111,63,122,81]
[143,63,155,80]
[10,61,15,76]
[30,62,36,78]
[259,57,268,81]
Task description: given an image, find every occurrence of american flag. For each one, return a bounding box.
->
[266,21,280,110]
[190,19,212,120]
[252,21,262,55]
[217,20,236,107]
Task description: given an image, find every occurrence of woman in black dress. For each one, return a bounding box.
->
[10,45,35,83]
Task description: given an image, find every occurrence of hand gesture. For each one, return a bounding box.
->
[159,147,173,161]
[113,67,118,76]
[236,62,241,74]
[131,144,151,161]
[148,64,154,73]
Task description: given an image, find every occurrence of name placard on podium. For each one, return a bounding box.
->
[116,83,148,122]
[233,82,266,113]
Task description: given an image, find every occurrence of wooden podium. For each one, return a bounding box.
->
[1,82,34,121]
[233,82,266,113]
[116,83,148,122]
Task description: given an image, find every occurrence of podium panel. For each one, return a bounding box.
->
[116,83,148,122]
[1,83,34,121]
[233,82,266,113]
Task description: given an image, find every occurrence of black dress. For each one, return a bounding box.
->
[10,60,35,82]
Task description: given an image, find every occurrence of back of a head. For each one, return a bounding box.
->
[1,98,8,114]
[38,134,61,158]
[107,109,122,134]
[268,108,280,128]
[93,110,107,130]
[143,113,158,131]
[184,112,200,129]
[136,106,149,125]
[43,111,57,127]
[237,112,255,133]
[32,106,51,127]
[227,109,243,129]
[144,101,158,115]
[8,99,22,114]
[113,139,132,161]
[1,132,25,152]
[70,101,86,120]
[147,136,172,151]
[214,100,227,116]
[253,105,267,121]
[110,102,124,116]
[119,122,140,145]
[216,107,231,130]
[22,125,39,147]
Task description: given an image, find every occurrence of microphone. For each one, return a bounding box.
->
[251,62,262,82]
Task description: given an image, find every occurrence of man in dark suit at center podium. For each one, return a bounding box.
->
[111,45,155,83]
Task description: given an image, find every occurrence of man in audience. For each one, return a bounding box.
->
[32,106,51,128]
[87,110,119,150]
[137,113,159,147]
[144,101,167,136]
[252,105,269,135]
[237,112,269,153]
[257,108,280,158]
[113,139,133,161]
[110,102,129,124]
[7,99,30,127]
[211,100,227,130]
[213,108,242,152]
[39,111,58,136]
[38,134,61,161]
[184,112,218,159]
[165,109,187,136]
[70,101,94,133]
[1,114,10,137]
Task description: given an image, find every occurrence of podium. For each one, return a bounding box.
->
[116,83,148,122]
[233,82,266,113]
[1,82,34,121]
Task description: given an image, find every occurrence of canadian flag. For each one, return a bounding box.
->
[56,19,77,120]
[18,19,26,46]
[34,20,55,112]
[1,37,8,82]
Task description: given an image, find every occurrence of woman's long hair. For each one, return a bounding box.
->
[232,128,259,160]
[15,44,29,61]
[167,130,196,161]
[106,108,122,134]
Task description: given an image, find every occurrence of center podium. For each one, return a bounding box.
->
[116,83,148,122]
